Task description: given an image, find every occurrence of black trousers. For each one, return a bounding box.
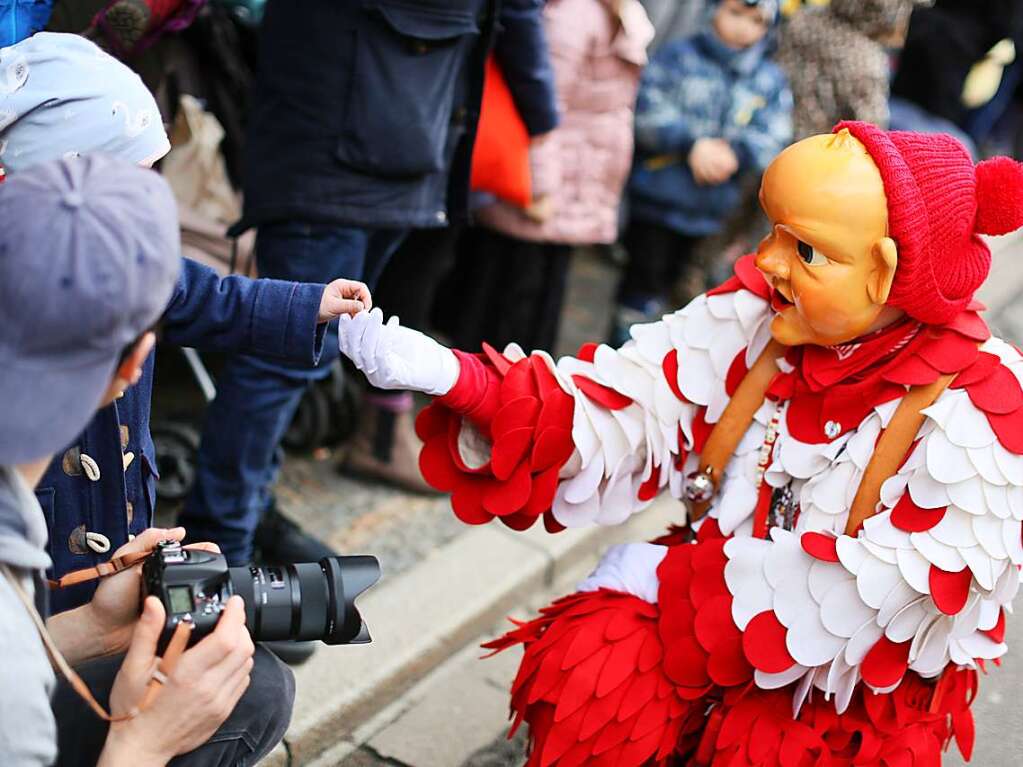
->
[374,226,462,333]
[51,645,294,767]
[617,220,698,307]
[435,226,573,354]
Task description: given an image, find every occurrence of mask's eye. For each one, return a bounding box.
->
[797,240,828,266]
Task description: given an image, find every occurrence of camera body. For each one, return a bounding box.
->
[142,542,234,647]
[142,541,379,650]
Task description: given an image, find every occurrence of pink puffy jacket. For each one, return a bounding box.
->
[475,0,653,245]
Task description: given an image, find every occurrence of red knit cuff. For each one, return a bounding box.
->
[437,350,502,432]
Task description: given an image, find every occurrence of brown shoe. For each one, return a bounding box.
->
[340,394,441,495]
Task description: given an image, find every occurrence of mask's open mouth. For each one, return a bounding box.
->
[770,288,794,313]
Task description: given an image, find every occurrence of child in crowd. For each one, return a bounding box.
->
[611,0,792,345]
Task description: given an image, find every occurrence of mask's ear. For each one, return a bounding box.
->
[868,237,898,306]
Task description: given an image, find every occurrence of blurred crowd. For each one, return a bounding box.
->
[1,0,1023,762]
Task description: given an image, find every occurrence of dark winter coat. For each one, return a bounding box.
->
[238,0,559,232]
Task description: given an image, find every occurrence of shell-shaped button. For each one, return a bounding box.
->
[85,532,111,553]
[80,453,101,482]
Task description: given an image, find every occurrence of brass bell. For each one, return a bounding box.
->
[684,467,716,504]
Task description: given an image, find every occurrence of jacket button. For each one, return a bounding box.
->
[62,447,82,476]
[126,501,134,525]
[80,453,101,482]
[435,211,447,224]
[85,532,111,553]
[120,425,130,449]
[123,451,135,472]
[69,525,89,554]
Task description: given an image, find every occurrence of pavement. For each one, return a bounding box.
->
[154,238,1023,766]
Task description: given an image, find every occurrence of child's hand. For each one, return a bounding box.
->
[523,195,556,223]
[689,138,739,185]
[318,279,372,322]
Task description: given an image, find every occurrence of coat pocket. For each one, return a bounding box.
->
[336,0,480,178]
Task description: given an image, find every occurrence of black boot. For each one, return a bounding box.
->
[254,503,338,563]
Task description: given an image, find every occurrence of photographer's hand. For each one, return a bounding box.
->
[99,596,255,766]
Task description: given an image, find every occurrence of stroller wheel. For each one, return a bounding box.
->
[151,421,201,502]
[283,383,331,452]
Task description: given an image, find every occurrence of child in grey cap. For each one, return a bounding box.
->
[0,155,278,766]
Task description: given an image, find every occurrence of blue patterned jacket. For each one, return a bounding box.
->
[627,26,792,236]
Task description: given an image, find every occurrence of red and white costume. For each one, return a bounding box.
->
[415,252,1019,766]
[338,123,1023,767]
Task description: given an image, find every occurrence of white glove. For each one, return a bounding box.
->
[338,308,460,396]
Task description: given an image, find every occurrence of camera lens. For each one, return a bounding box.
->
[228,555,379,645]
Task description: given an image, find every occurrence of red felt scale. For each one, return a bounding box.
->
[800,531,840,562]
[891,494,947,533]
[571,374,635,411]
[861,636,911,689]
[661,349,686,403]
[929,565,974,615]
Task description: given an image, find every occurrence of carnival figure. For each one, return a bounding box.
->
[339,123,1023,766]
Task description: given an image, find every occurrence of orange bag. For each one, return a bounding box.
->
[470,55,532,208]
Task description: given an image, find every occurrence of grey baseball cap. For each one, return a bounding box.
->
[0,154,181,465]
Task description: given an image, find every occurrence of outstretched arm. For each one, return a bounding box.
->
[338,260,773,533]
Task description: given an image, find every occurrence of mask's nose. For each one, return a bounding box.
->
[755,230,791,283]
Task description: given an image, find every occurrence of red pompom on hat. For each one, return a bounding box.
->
[835,121,1023,325]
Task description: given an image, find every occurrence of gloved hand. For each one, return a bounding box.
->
[338,308,460,396]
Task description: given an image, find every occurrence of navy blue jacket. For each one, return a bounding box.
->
[38,258,326,611]
[238,0,558,232]
[627,28,792,236]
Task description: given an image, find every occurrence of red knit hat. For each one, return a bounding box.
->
[835,121,1023,325]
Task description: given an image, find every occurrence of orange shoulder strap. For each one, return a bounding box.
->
[689,339,786,522]
[843,373,956,535]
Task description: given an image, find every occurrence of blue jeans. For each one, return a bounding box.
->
[181,223,407,564]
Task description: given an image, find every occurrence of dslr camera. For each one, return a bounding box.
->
[142,541,380,649]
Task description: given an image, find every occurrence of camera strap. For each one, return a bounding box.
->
[45,548,152,589]
[1,562,192,722]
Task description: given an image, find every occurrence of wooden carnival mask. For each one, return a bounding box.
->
[755,129,904,347]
